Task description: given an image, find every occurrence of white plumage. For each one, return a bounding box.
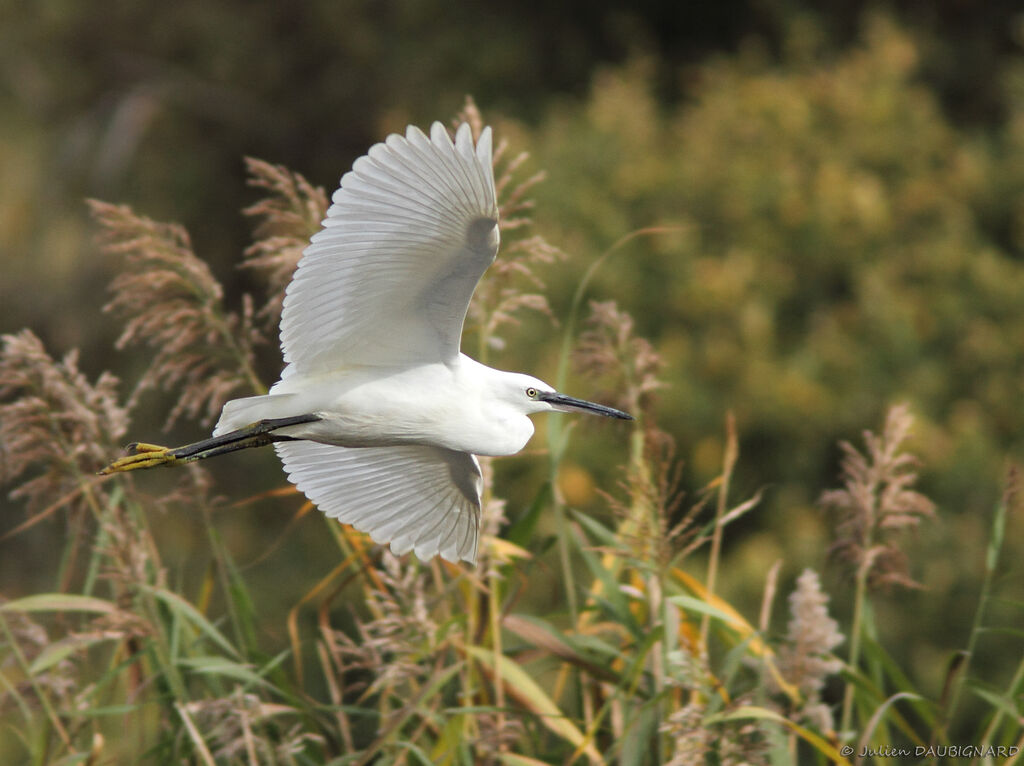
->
[108,121,632,565]
[277,122,498,373]
[274,441,481,563]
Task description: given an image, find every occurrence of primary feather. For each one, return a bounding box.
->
[278,122,498,374]
[275,441,481,563]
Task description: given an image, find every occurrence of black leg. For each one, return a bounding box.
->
[159,414,320,459]
[99,414,320,474]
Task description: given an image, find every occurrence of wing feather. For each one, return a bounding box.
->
[279,122,498,372]
[275,441,482,564]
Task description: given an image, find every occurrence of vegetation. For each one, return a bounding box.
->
[2,5,1023,764]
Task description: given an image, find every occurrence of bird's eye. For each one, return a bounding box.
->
[526,387,538,399]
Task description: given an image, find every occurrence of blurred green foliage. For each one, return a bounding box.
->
[530,16,1024,505]
[515,16,1024,691]
[1,1,1023,758]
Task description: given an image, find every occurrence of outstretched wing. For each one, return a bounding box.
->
[279,122,499,373]
[274,441,482,564]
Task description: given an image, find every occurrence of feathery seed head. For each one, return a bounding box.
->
[821,404,935,590]
[574,299,663,418]
[89,199,264,428]
[0,330,127,514]
[241,158,329,330]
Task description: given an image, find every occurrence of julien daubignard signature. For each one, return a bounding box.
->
[842,745,1020,759]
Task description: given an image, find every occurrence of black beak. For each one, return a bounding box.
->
[538,391,634,420]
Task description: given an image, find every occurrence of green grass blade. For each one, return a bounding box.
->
[353,661,464,766]
[667,594,737,625]
[137,584,241,660]
[504,481,552,548]
[707,705,851,764]
[967,681,1021,723]
[28,634,118,675]
[496,754,552,766]
[467,645,602,761]
[503,613,622,684]
[0,594,117,614]
[859,633,936,731]
[177,656,272,688]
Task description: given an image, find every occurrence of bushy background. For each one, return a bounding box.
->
[2,1,1023,762]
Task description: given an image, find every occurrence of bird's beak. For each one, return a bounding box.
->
[538,391,634,420]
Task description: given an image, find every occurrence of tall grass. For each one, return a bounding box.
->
[1,104,1021,764]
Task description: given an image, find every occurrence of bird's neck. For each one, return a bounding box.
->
[450,356,536,457]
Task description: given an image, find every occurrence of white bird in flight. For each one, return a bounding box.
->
[102,121,632,564]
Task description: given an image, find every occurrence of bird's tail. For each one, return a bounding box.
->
[214,393,298,436]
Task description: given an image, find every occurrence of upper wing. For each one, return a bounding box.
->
[279,122,499,373]
[274,440,482,564]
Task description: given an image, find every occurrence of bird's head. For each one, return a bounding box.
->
[500,373,634,421]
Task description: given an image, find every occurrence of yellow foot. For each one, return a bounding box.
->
[98,443,178,474]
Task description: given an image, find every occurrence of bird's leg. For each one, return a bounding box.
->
[98,414,320,475]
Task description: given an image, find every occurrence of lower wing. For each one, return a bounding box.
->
[274,440,482,564]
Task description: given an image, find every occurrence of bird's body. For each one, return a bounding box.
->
[217,356,539,457]
[102,120,631,564]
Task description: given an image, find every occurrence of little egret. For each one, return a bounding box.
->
[101,121,632,564]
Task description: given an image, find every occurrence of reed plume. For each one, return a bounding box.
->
[89,200,265,428]
[241,158,329,331]
[822,403,935,590]
[0,329,127,517]
[459,97,564,354]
